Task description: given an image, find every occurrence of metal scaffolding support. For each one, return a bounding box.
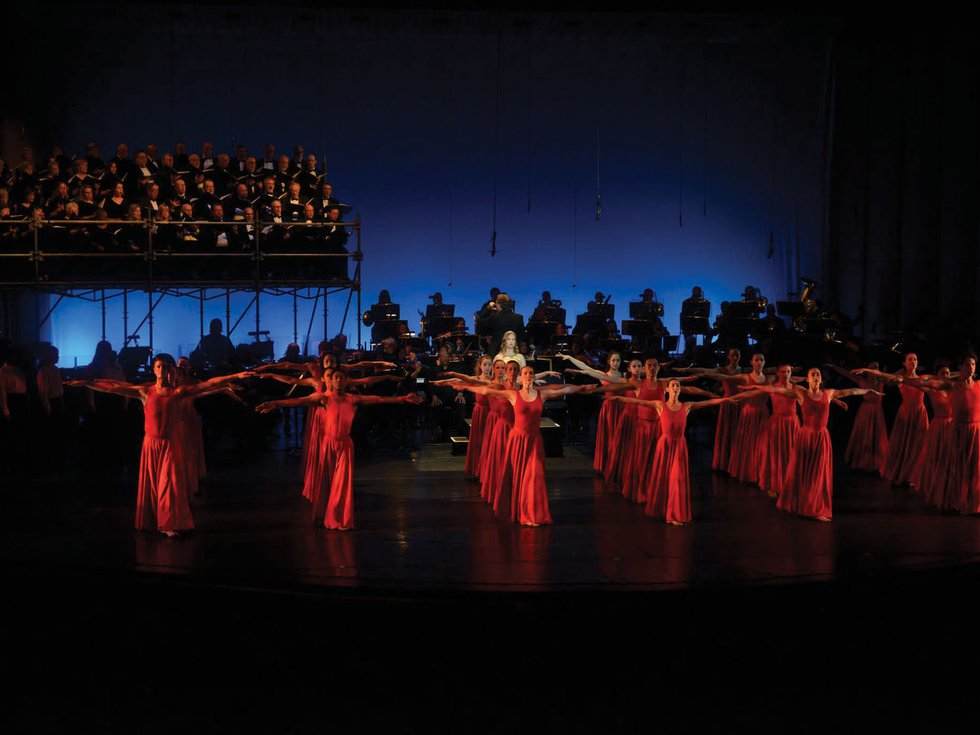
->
[1,215,364,355]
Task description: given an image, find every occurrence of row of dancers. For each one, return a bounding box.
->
[436,354,739,526]
[66,346,980,536]
[445,348,980,526]
[70,353,416,535]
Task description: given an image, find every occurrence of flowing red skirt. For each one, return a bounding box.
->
[644,436,691,524]
[477,411,499,495]
[604,404,637,487]
[136,436,194,532]
[844,399,888,474]
[911,417,954,508]
[311,438,356,530]
[594,399,625,473]
[711,401,741,471]
[464,400,490,478]
[480,418,511,507]
[759,415,799,498]
[949,423,980,514]
[777,427,833,519]
[621,418,659,504]
[727,404,768,484]
[301,406,327,501]
[883,404,928,486]
[498,430,552,525]
[177,404,206,495]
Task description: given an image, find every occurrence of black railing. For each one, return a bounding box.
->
[0,216,362,287]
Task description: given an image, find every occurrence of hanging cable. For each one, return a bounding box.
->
[595,100,602,221]
[572,182,578,288]
[447,41,456,285]
[490,26,501,258]
[526,40,532,214]
[702,41,708,218]
[769,64,778,259]
[678,48,685,228]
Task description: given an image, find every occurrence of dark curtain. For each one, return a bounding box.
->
[827,29,980,353]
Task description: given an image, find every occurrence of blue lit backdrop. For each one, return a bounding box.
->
[44,7,832,364]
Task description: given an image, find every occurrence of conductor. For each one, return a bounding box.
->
[477,293,525,358]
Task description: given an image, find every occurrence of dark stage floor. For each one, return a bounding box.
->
[5,427,980,732]
[5,425,979,593]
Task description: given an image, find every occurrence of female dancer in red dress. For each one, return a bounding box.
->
[448,359,562,497]
[758,364,800,499]
[622,362,665,504]
[610,379,741,525]
[435,354,567,481]
[67,356,250,536]
[746,368,878,521]
[588,358,717,502]
[903,364,955,509]
[829,362,889,474]
[462,355,494,478]
[702,352,770,484]
[920,355,980,514]
[174,357,209,495]
[479,360,520,508]
[857,353,929,487]
[438,366,588,525]
[556,351,624,474]
[680,348,743,472]
[601,358,643,487]
[257,370,421,530]
[950,355,980,514]
[259,356,400,501]
[476,359,506,496]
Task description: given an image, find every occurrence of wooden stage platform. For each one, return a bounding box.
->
[4,427,979,732]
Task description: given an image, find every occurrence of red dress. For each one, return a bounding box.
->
[477,394,500,496]
[711,372,742,471]
[645,403,691,524]
[301,392,327,501]
[464,391,491,478]
[594,383,625,473]
[176,397,206,495]
[136,387,194,533]
[727,374,770,484]
[759,390,800,498]
[883,382,929,486]
[844,390,888,474]
[911,391,953,509]
[311,394,357,530]
[777,391,833,519]
[621,383,664,504]
[499,392,552,526]
[604,396,637,487]
[481,392,514,508]
[949,381,980,514]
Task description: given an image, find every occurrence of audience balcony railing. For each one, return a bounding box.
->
[0,216,361,287]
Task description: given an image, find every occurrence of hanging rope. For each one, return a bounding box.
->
[447,41,456,285]
[526,39,532,214]
[678,46,685,228]
[490,27,501,258]
[702,41,708,218]
[572,182,579,288]
[595,100,602,221]
[769,62,778,260]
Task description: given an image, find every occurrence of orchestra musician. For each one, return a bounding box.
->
[680,286,711,357]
